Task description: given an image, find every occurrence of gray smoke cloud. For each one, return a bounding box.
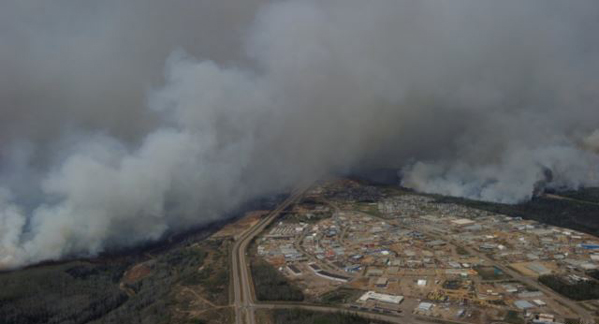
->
[1,0,599,268]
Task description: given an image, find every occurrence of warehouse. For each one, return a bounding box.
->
[358,291,404,304]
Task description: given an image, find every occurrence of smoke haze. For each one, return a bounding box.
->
[1,0,599,268]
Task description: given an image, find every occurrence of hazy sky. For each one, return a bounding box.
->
[1,0,598,268]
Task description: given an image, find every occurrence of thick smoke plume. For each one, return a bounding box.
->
[1,0,599,268]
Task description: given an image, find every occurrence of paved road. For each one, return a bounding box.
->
[493,261,594,323]
[232,185,310,324]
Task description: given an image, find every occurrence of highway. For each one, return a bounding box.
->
[232,185,310,324]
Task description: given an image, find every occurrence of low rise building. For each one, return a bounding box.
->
[358,291,404,304]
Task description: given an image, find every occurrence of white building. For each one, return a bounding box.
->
[417,302,433,311]
[358,291,404,304]
[452,218,475,226]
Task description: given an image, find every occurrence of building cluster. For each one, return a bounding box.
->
[254,180,598,323]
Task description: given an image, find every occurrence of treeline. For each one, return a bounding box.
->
[0,261,131,324]
[539,275,599,301]
[251,260,304,301]
[555,188,599,204]
[0,240,213,324]
[273,309,383,324]
[588,270,599,281]
[319,288,363,305]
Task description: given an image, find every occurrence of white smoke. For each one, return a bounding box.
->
[1,0,599,268]
[584,130,599,153]
[402,145,599,203]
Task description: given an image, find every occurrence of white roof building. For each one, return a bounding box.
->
[580,262,598,271]
[514,300,534,310]
[417,302,434,311]
[358,291,404,304]
[527,262,552,276]
[452,218,475,226]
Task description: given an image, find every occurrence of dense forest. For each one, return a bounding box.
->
[588,270,599,281]
[0,234,228,324]
[556,188,599,204]
[272,309,384,324]
[0,261,131,324]
[251,259,304,302]
[538,275,599,301]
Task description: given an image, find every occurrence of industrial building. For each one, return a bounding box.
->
[358,291,404,304]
